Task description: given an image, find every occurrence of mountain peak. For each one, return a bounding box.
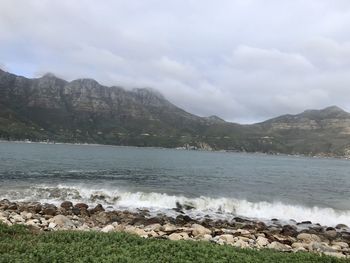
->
[205,115,225,123]
[300,105,349,119]
[42,72,57,79]
[321,105,346,113]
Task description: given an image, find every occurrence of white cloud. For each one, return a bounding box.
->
[1,0,350,123]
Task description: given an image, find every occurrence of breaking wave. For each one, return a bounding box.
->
[2,184,350,227]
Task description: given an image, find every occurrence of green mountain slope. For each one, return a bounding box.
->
[1,69,350,156]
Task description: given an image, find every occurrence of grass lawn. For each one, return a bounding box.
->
[0,223,348,263]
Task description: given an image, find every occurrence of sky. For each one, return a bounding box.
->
[1,1,350,123]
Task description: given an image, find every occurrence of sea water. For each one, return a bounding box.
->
[0,141,349,226]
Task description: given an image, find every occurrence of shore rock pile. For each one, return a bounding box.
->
[0,199,349,259]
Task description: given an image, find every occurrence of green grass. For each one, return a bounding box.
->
[0,223,348,263]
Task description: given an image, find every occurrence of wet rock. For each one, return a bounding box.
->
[280,225,298,237]
[7,202,18,210]
[255,221,267,231]
[175,214,193,225]
[27,202,42,214]
[60,201,73,210]
[192,224,211,237]
[75,203,89,210]
[90,204,105,214]
[42,204,57,216]
[144,217,164,225]
[72,207,81,216]
[335,224,348,230]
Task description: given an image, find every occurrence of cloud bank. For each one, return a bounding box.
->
[1,0,350,123]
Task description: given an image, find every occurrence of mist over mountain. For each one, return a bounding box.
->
[1,69,350,157]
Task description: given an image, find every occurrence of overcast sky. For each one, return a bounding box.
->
[1,1,350,123]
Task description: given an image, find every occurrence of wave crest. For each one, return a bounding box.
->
[1,184,350,227]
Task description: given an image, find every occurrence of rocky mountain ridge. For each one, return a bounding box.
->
[1,69,350,157]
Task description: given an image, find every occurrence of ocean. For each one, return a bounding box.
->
[1,141,349,227]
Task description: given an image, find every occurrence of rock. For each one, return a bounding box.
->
[175,214,193,225]
[291,242,307,249]
[297,233,321,243]
[219,234,235,244]
[293,247,307,252]
[10,213,25,223]
[60,201,73,210]
[332,241,349,249]
[309,242,337,253]
[90,204,105,214]
[42,204,57,216]
[51,215,75,229]
[72,207,80,215]
[236,229,251,236]
[161,224,177,233]
[192,224,211,237]
[168,232,190,241]
[233,239,250,249]
[324,229,338,240]
[21,212,33,220]
[196,234,212,241]
[323,252,346,259]
[26,202,42,214]
[124,226,147,237]
[101,225,115,233]
[93,212,110,225]
[168,233,183,241]
[268,241,291,251]
[256,236,269,247]
[280,225,298,237]
[7,202,18,210]
[144,223,162,232]
[26,219,40,227]
[75,203,89,210]
[48,222,57,229]
[335,224,348,230]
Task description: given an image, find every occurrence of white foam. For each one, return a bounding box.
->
[3,184,350,227]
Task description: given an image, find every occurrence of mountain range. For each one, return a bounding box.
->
[1,68,350,157]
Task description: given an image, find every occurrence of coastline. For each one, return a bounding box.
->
[0,199,349,259]
[1,139,349,160]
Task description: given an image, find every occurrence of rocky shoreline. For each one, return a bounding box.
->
[0,199,349,259]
